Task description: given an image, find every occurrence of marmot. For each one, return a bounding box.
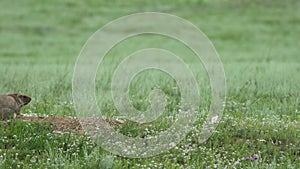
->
[0,93,31,120]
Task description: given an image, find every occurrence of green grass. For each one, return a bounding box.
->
[0,0,299,168]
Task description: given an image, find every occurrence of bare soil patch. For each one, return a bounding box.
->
[16,116,125,134]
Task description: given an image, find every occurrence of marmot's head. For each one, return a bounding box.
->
[8,94,31,106]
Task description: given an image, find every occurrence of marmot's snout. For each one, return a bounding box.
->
[18,94,31,105]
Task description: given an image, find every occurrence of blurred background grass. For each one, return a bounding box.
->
[0,0,299,117]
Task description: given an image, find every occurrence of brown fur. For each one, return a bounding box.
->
[0,93,31,120]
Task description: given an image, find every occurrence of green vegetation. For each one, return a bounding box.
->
[0,0,299,168]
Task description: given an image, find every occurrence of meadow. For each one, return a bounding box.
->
[0,0,299,168]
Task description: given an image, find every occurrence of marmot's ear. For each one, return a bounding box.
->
[8,93,18,97]
[8,93,19,101]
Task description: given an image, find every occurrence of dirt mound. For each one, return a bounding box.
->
[16,116,125,134]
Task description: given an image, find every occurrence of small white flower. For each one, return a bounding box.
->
[212,116,218,123]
